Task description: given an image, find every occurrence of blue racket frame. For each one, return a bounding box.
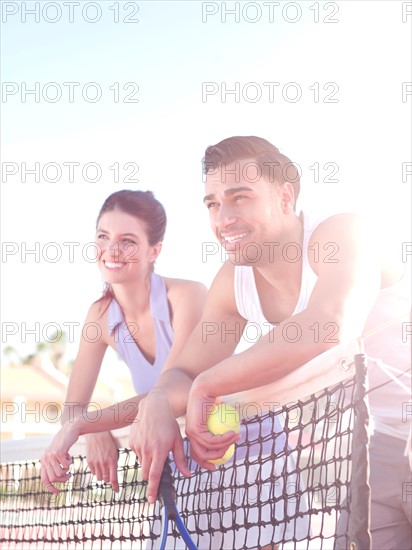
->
[158,459,198,550]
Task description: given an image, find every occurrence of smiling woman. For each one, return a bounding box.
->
[96,190,166,286]
[40,189,207,499]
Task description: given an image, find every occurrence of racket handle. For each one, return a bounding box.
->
[158,459,177,509]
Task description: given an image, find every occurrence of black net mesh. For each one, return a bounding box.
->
[1,370,368,549]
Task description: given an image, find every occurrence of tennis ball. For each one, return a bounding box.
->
[207,403,241,435]
[206,403,241,465]
[208,444,235,465]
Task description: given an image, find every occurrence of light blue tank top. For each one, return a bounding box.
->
[108,273,174,395]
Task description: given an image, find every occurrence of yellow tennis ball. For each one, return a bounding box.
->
[207,403,241,435]
[208,444,235,465]
[206,403,241,465]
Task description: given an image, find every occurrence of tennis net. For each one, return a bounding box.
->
[0,352,370,549]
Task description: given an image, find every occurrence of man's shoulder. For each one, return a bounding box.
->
[310,212,364,237]
[307,212,394,283]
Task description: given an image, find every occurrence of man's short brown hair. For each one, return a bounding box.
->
[203,136,300,206]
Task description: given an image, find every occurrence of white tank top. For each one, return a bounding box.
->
[234,210,411,441]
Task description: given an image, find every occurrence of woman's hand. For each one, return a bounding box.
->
[129,391,189,503]
[85,432,120,492]
[40,421,80,494]
[185,377,241,469]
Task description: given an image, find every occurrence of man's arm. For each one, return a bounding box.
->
[186,213,382,462]
[129,261,247,500]
[148,261,247,413]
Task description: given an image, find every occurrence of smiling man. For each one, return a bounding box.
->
[131,136,410,550]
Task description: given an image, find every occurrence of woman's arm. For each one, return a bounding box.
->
[61,301,109,423]
[41,280,208,493]
[61,301,126,489]
[41,301,111,492]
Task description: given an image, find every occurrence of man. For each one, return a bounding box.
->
[132,136,411,549]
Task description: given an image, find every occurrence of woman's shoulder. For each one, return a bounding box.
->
[159,276,207,326]
[161,276,208,301]
[86,295,113,324]
[72,296,113,349]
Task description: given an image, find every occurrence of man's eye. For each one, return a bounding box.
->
[122,239,136,245]
[234,195,246,201]
[97,234,108,240]
[206,202,218,210]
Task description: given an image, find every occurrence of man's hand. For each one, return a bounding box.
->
[129,391,190,503]
[40,421,80,494]
[185,378,241,469]
[85,432,120,492]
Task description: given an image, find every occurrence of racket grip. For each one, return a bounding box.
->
[158,458,177,509]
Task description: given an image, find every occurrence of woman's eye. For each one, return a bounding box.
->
[97,234,108,240]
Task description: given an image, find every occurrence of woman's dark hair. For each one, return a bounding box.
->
[95,190,167,307]
[96,190,166,245]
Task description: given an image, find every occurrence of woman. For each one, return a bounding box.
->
[41,189,207,493]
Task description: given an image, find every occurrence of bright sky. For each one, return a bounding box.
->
[1,0,411,365]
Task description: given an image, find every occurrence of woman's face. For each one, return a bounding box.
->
[95,209,161,285]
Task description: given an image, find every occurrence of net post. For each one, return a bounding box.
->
[347,339,371,550]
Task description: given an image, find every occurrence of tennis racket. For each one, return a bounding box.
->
[158,458,198,550]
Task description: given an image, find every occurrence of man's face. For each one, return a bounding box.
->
[204,158,293,265]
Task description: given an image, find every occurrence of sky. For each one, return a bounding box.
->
[1,0,411,366]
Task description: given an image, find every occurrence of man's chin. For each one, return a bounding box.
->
[222,242,262,266]
[226,250,255,266]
